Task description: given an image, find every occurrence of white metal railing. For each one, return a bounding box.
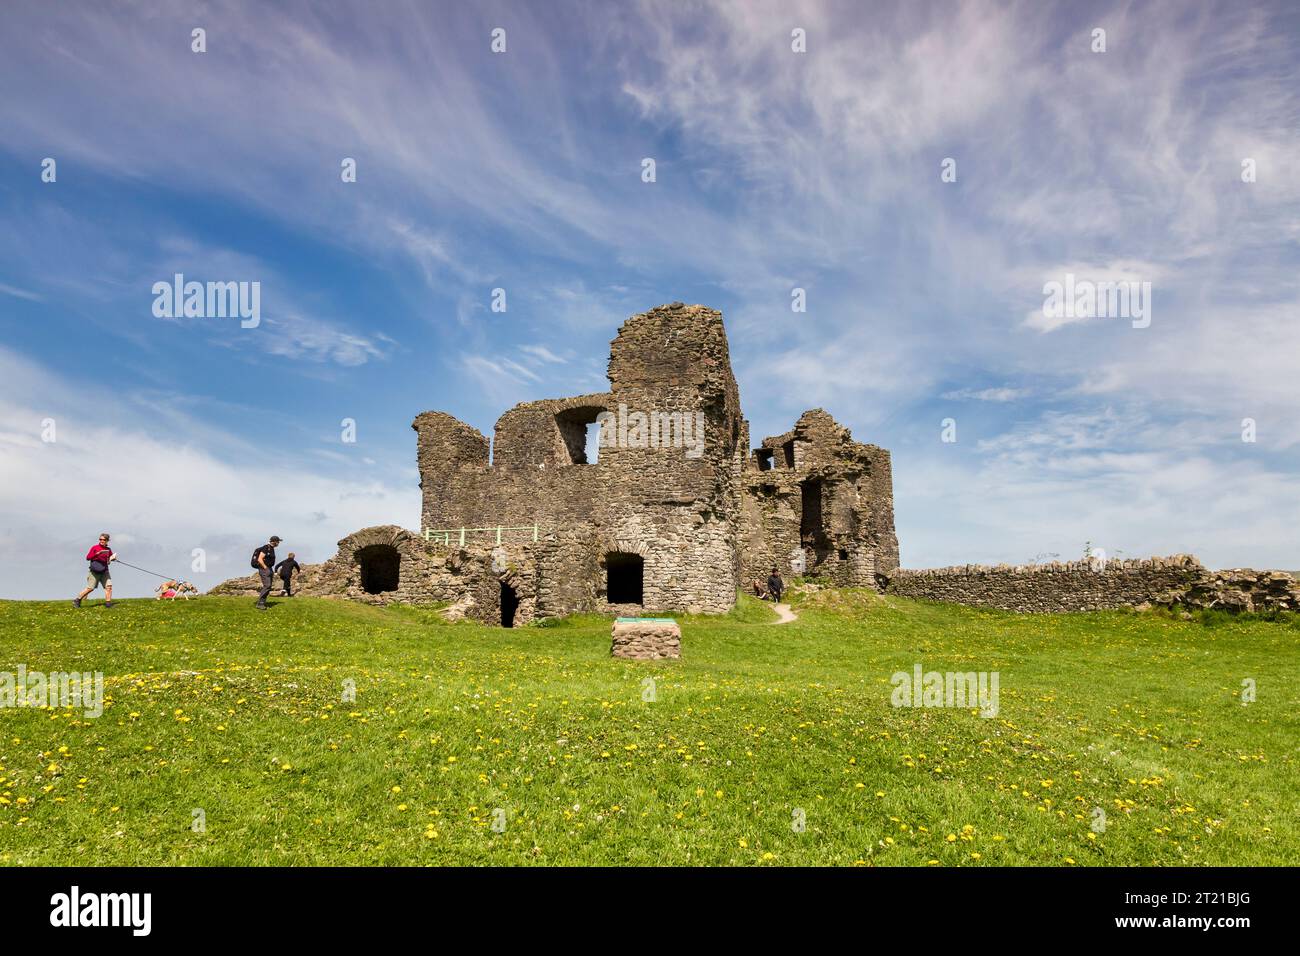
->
[422,524,540,546]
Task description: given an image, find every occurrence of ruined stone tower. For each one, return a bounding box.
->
[741,409,899,587]
[211,303,899,624]
[412,302,746,615]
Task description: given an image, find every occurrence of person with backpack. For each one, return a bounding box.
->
[73,533,118,608]
[275,552,302,597]
[251,536,282,610]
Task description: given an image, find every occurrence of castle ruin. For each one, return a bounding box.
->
[213,303,899,624]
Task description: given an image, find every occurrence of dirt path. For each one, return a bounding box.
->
[771,602,797,624]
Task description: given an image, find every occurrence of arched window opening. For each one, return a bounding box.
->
[356,544,401,594]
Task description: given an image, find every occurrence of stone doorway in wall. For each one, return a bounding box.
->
[500,581,519,627]
[356,544,401,594]
[800,479,824,540]
[800,478,831,566]
[605,552,644,605]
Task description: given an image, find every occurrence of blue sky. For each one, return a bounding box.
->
[2,0,1298,598]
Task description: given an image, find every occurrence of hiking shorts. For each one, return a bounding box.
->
[87,569,111,589]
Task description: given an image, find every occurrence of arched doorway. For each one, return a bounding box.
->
[355,544,400,594]
[605,552,644,605]
[500,581,519,627]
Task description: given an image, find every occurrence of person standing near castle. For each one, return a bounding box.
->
[767,568,784,603]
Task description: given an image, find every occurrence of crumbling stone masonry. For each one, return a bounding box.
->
[741,409,899,588]
[207,524,539,625]
[211,303,900,624]
[1162,567,1300,613]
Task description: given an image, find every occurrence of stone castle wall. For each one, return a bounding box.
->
[206,525,538,623]
[211,302,902,624]
[414,304,751,617]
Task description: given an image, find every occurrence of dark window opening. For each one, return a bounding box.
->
[838,548,849,561]
[356,544,400,594]
[500,581,519,628]
[782,440,796,469]
[555,407,607,465]
[605,552,644,605]
[800,479,824,543]
[755,449,774,471]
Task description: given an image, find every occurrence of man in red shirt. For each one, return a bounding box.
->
[73,533,118,608]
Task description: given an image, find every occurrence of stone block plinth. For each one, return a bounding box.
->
[611,617,681,660]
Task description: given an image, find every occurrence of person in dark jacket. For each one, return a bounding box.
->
[766,568,784,603]
[252,536,281,610]
[275,552,302,597]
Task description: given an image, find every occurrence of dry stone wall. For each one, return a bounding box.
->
[884,556,1300,614]
[883,554,1206,613]
[884,556,1207,612]
[1177,568,1300,613]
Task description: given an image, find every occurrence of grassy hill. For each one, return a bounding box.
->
[0,591,1296,866]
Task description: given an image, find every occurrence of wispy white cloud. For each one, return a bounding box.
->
[518,344,567,364]
[941,387,1029,402]
[0,281,42,301]
[257,312,397,367]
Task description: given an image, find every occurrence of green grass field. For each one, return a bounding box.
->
[1,591,1296,866]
